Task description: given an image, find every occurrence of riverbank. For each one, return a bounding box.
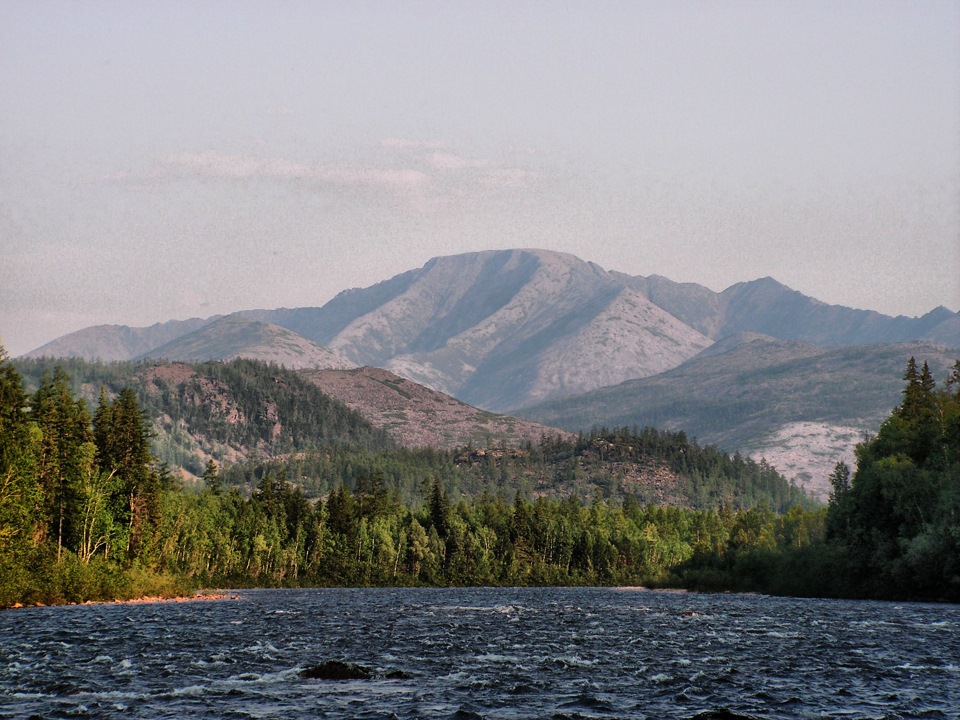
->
[3,590,240,610]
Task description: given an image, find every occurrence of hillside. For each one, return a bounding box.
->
[301,366,573,449]
[22,250,959,414]
[14,357,391,477]
[518,340,960,499]
[221,426,811,512]
[138,315,353,369]
[23,316,221,362]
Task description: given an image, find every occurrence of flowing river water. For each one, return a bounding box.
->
[1,587,957,719]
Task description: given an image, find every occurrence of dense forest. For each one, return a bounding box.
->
[1,346,958,607]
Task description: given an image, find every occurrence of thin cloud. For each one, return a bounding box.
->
[379,139,542,189]
[159,152,429,191]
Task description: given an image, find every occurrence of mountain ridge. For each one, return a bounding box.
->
[20,249,960,415]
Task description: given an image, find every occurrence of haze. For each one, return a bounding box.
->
[2,0,958,357]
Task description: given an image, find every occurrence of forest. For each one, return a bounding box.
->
[1,346,958,607]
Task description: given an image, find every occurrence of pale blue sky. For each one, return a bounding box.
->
[2,0,958,356]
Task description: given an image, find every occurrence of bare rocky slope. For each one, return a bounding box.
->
[300,366,574,450]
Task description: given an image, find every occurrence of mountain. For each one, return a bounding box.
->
[137,315,353,370]
[301,366,574,450]
[20,249,960,414]
[22,316,221,361]
[715,278,960,346]
[517,340,960,499]
[252,250,714,410]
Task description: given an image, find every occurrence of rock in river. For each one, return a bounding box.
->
[300,660,374,680]
[299,660,411,681]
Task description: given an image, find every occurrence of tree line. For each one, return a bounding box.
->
[2,346,957,606]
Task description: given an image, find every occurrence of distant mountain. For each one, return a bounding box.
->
[137,315,353,370]
[301,366,574,450]
[517,340,960,499]
[22,316,221,361]
[252,250,714,410]
[20,249,960,413]
[715,278,960,346]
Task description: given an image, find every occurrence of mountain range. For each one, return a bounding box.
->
[21,248,960,496]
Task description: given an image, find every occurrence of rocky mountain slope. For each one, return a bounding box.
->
[300,366,574,450]
[23,250,959,416]
[518,340,960,499]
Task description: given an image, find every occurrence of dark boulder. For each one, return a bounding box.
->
[299,660,411,681]
[300,660,374,680]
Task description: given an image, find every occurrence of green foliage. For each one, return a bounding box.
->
[0,344,41,563]
[11,351,954,605]
[219,426,810,515]
[821,355,960,601]
[0,355,189,605]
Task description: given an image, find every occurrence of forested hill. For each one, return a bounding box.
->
[14,357,393,477]
[220,426,813,513]
[12,357,809,512]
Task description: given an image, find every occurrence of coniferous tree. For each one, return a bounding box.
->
[31,367,93,559]
[202,459,222,495]
[93,387,160,561]
[824,356,960,600]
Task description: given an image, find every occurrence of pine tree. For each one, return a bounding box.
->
[827,461,850,504]
[428,478,450,540]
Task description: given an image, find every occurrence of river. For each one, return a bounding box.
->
[1,587,957,719]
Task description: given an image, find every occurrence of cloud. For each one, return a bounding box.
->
[379,139,542,189]
[160,152,429,191]
[111,140,542,216]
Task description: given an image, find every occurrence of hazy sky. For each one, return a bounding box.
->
[2,1,959,357]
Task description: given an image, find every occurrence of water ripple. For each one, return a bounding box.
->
[2,588,958,719]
